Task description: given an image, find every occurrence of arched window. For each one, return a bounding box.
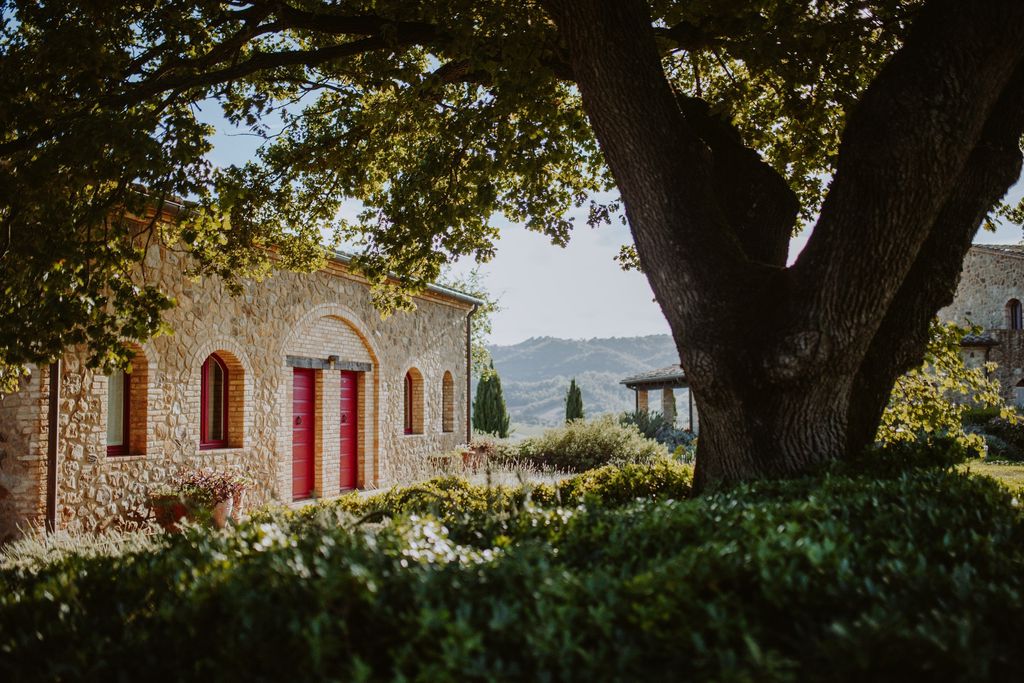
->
[442,371,455,433]
[201,353,229,448]
[1008,299,1023,330]
[403,368,423,435]
[404,372,413,434]
[106,368,130,456]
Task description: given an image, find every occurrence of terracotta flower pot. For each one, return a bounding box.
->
[231,489,246,519]
[461,449,484,472]
[150,498,189,533]
[211,498,234,529]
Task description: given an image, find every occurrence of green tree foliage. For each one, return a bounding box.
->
[436,267,500,376]
[471,363,510,438]
[878,321,1010,450]
[564,377,584,422]
[3,1,1024,481]
[0,0,979,382]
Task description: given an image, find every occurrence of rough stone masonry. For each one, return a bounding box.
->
[0,243,479,539]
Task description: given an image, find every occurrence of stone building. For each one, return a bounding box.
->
[620,364,698,432]
[0,242,481,539]
[939,244,1024,405]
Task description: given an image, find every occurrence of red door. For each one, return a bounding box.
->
[292,368,316,500]
[339,371,358,490]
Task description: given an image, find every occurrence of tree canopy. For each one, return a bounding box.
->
[2,0,1023,484]
[0,1,956,377]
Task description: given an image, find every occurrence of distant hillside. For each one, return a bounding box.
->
[484,335,680,425]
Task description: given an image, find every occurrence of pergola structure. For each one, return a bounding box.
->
[620,364,698,433]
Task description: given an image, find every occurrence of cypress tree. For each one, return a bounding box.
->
[565,378,584,422]
[472,363,510,438]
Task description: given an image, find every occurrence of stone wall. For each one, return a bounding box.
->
[938,246,1024,329]
[939,245,1024,403]
[984,330,1024,402]
[0,368,47,539]
[0,246,473,538]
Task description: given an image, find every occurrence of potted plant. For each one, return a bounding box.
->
[150,469,248,531]
[147,487,189,532]
[230,474,254,518]
[179,469,248,528]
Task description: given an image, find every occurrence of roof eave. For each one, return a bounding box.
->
[328,249,486,307]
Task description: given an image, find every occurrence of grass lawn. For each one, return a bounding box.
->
[964,460,1024,488]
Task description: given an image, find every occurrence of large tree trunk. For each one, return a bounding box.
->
[545,0,1024,489]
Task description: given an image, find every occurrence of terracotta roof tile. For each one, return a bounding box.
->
[620,364,687,387]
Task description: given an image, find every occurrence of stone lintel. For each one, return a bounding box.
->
[285,355,372,372]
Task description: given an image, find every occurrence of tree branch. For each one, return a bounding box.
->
[675,94,798,267]
[846,62,1024,453]
[790,0,1024,361]
[0,7,447,158]
[543,0,750,344]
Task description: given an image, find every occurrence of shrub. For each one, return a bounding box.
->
[844,433,978,477]
[530,459,693,508]
[620,409,672,439]
[468,435,519,462]
[3,447,1024,681]
[980,417,1024,461]
[958,411,1024,462]
[510,415,664,472]
[983,434,1018,461]
[258,458,694,546]
[962,405,1005,425]
[621,410,696,460]
[656,425,696,455]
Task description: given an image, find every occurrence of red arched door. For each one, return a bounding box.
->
[339,371,358,490]
[292,368,316,500]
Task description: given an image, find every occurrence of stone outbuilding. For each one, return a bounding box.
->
[940,244,1024,405]
[620,364,698,432]
[0,243,481,539]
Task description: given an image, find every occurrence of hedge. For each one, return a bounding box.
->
[1,451,1023,681]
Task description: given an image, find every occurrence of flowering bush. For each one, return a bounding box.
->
[169,469,247,508]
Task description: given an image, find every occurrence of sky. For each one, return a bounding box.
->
[198,103,1024,348]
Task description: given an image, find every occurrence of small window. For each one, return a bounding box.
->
[403,368,424,434]
[106,369,129,456]
[442,371,454,433]
[201,353,229,448]
[106,346,149,456]
[404,371,414,434]
[1008,299,1023,330]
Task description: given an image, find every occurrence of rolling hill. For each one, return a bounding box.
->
[484,335,681,426]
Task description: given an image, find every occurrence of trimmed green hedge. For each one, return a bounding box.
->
[2,453,1023,681]
[258,458,694,544]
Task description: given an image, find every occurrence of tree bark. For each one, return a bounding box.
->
[545,0,1024,490]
